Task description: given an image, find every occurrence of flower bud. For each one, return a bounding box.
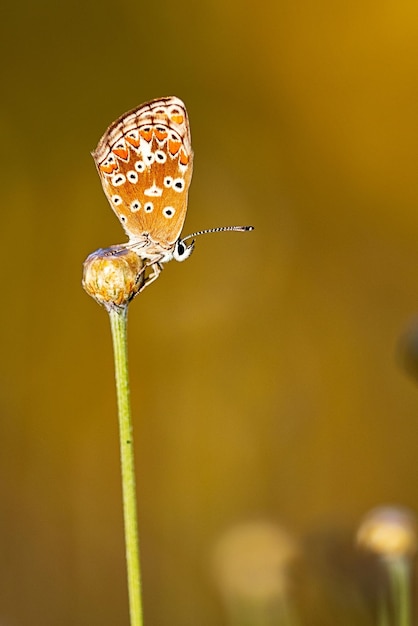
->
[82,246,145,310]
[357,506,417,560]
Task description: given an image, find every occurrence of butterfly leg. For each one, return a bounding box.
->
[137,261,164,293]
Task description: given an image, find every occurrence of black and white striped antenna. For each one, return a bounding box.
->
[182,225,254,242]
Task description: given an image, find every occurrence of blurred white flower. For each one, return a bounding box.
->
[212,520,299,602]
[357,505,417,560]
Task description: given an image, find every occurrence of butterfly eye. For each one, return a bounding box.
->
[164,176,173,188]
[173,239,194,262]
[144,202,154,213]
[111,195,122,205]
[135,161,145,172]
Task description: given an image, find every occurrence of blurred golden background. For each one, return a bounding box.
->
[2,1,418,624]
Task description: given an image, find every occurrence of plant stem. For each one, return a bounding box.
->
[386,557,411,626]
[109,305,144,626]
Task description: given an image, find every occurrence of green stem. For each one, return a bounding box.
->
[386,557,412,626]
[109,306,144,626]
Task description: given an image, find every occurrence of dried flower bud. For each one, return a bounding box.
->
[357,506,417,560]
[82,246,145,310]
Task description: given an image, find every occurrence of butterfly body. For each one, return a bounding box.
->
[93,96,253,292]
[93,96,194,267]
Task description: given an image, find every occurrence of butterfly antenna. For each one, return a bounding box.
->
[182,225,254,242]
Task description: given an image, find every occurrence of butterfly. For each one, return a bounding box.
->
[92,96,253,291]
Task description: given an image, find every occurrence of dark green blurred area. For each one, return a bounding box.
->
[1,1,418,624]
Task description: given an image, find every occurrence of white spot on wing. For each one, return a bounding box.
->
[144,184,163,197]
[127,170,138,184]
[172,177,185,192]
[111,173,126,187]
[155,150,167,163]
[163,206,176,218]
[127,129,139,142]
[130,200,141,212]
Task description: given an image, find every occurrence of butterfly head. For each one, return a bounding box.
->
[173,238,195,262]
